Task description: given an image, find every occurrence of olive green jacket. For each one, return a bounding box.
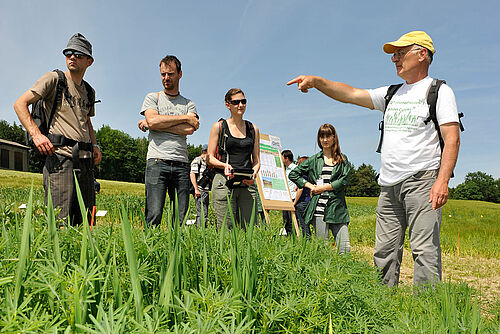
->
[289,152,350,225]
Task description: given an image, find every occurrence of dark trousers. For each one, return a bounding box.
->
[195,190,210,227]
[295,200,311,237]
[43,153,95,226]
[282,210,293,235]
[145,158,190,227]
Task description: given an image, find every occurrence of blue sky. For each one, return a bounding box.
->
[1,0,499,186]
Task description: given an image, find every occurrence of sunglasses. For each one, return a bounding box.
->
[228,99,247,106]
[63,50,87,59]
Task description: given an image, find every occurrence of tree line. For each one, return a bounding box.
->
[1,119,499,203]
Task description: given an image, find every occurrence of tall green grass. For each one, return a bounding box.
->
[347,197,500,258]
[1,186,499,332]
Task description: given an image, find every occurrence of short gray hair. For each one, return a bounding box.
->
[413,45,433,64]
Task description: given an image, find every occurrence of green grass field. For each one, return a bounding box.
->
[3,169,497,258]
[1,169,499,332]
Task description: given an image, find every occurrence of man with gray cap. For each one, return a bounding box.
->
[287,31,460,287]
[190,144,211,227]
[14,33,101,226]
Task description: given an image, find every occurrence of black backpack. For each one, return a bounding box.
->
[26,69,98,162]
[376,79,464,154]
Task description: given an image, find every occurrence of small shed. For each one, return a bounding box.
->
[0,138,29,172]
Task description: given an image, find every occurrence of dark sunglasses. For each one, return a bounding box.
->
[229,99,247,106]
[63,50,86,59]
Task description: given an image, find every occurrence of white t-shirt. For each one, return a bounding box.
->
[285,162,298,200]
[368,76,459,186]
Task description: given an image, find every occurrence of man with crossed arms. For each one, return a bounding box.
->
[138,55,199,227]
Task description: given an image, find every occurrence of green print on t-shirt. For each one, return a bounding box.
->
[385,98,427,133]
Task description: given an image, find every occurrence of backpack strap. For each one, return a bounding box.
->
[245,120,255,144]
[217,118,228,155]
[46,69,67,132]
[48,70,98,172]
[83,80,100,108]
[423,79,446,151]
[376,83,403,153]
[423,79,465,151]
[209,118,227,170]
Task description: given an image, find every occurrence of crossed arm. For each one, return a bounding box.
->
[138,109,199,135]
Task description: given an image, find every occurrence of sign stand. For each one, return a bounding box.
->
[255,133,301,238]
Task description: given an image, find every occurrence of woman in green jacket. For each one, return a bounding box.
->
[289,123,351,253]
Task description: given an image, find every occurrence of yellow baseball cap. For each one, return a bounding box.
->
[383,31,435,55]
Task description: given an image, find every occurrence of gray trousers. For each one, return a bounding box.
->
[374,169,442,287]
[195,190,210,227]
[43,153,95,226]
[312,217,350,254]
[211,173,257,230]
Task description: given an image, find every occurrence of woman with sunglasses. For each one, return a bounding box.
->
[289,124,351,253]
[207,88,260,229]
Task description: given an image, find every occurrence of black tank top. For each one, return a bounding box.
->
[221,119,254,170]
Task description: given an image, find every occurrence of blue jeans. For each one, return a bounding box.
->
[145,158,190,227]
[195,190,210,227]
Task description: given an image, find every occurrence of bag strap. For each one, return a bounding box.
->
[83,79,100,107]
[245,120,255,144]
[46,69,67,132]
[423,79,464,148]
[376,83,403,153]
[423,79,446,151]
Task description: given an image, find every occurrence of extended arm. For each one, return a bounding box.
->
[287,75,374,109]
[429,122,460,209]
[13,90,55,155]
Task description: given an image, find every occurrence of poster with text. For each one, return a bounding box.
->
[258,134,292,202]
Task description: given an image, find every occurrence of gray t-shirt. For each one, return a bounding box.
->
[140,91,197,162]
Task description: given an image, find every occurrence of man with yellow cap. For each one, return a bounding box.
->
[286,31,460,287]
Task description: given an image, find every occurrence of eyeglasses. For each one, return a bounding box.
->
[391,46,423,60]
[63,50,86,59]
[228,99,247,106]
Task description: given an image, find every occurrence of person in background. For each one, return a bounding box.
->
[289,124,351,253]
[207,88,260,230]
[190,144,210,227]
[281,149,297,236]
[294,155,311,237]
